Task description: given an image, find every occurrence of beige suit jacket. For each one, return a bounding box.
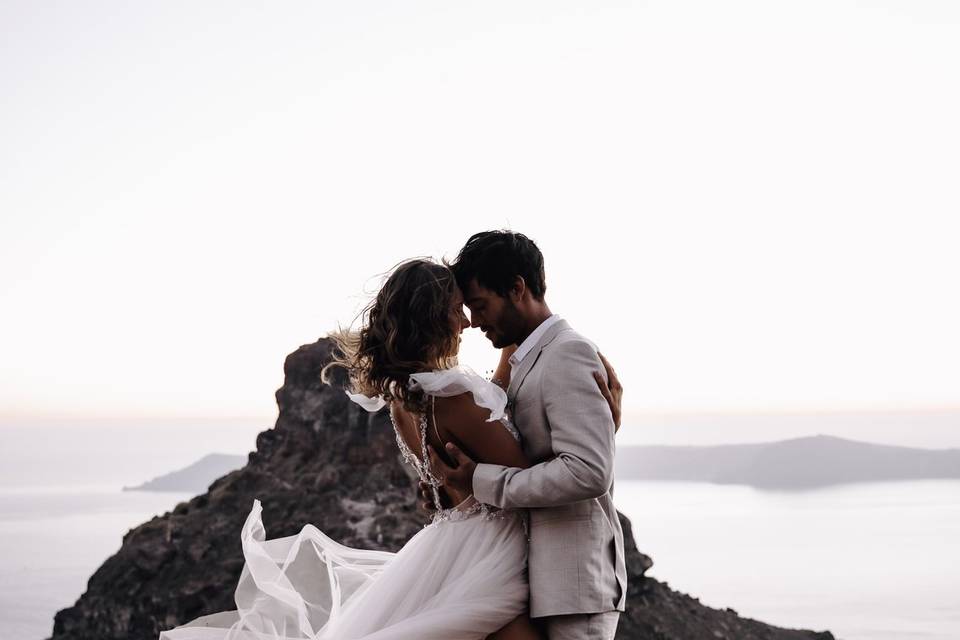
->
[473,318,628,618]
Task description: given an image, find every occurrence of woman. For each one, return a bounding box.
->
[159,258,620,640]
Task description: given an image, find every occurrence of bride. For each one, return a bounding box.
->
[159,258,620,640]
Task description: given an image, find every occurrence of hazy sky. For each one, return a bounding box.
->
[2,0,959,423]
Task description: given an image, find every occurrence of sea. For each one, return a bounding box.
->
[1,420,958,640]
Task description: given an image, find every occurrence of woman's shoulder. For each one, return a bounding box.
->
[431,392,492,426]
[409,365,508,422]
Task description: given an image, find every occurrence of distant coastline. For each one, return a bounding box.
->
[122,434,960,495]
[616,434,960,489]
[123,453,247,492]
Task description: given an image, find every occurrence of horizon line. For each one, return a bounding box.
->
[2,404,960,425]
[621,405,960,419]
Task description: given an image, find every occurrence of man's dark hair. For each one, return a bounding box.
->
[446,230,547,301]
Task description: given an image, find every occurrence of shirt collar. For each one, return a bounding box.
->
[508,314,561,369]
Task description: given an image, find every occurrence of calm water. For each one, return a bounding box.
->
[0,421,262,640]
[615,479,960,640]
[0,486,194,639]
[2,424,958,639]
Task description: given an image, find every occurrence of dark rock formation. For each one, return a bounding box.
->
[47,339,835,640]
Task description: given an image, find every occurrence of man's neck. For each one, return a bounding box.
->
[515,307,553,345]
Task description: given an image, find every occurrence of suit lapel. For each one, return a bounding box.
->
[507,318,570,405]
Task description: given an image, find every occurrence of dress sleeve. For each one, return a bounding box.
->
[408,365,509,423]
[344,390,387,412]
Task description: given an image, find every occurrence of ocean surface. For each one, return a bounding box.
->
[614,480,960,640]
[1,422,958,640]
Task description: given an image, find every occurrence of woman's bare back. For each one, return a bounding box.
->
[388,398,471,508]
[388,393,541,640]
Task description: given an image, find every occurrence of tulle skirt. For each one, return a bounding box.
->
[159,497,529,640]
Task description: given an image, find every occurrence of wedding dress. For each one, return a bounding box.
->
[159,365,529,640]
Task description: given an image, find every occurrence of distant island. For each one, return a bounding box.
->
[123,453,247,493]
[616,434,960,489]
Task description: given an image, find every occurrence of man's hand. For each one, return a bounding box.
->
[593,351,623,432]
[428,442,477,497]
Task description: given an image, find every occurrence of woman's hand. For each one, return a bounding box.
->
[593,352,623,432]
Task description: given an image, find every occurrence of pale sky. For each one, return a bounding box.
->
[2,0,959,425]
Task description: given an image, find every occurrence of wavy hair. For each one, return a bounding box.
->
[321,258,461,413]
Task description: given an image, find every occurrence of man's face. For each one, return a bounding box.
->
[461,277,524,348]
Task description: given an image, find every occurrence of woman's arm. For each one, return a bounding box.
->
[432,393,530,469]
[490,345,518,390]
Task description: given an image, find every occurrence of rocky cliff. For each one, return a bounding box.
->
[47,338,835,640]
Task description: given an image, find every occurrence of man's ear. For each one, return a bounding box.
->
[510,275,526,302]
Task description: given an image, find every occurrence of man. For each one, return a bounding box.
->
[430,230,627,640]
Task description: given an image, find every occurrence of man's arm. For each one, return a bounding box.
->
[471,339,617,509]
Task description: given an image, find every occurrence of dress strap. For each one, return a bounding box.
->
[386,398,444,515]
[419,396,445,513]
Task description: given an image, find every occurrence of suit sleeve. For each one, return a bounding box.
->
[472,339,616,509]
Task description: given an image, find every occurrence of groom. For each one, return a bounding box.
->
[431,230,627,640]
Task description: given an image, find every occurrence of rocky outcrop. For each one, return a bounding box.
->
[47,338,835,640]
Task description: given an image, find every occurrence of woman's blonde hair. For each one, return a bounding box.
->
[322,258,460,413]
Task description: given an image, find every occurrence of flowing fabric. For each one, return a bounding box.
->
[160,367,529,640]
[345,364,508,422]
[408,365,509,422]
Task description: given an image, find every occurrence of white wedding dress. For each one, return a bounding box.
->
[159,365,529,640]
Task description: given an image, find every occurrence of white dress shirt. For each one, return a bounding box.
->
[508,313,562,370]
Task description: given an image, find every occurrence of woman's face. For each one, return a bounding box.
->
[448,284,471,347]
